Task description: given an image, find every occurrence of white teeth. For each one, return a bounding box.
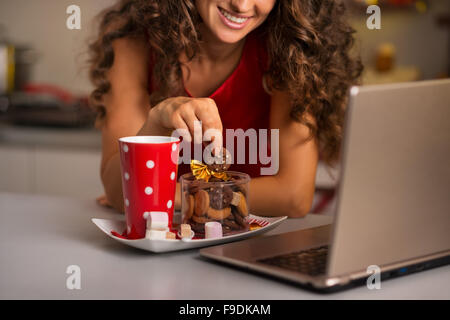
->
[220,8,248,24]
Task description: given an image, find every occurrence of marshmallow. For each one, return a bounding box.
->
[144,211,169,230]
[205,222,223,239]
[180,224,192,239]
[145,228,169,240]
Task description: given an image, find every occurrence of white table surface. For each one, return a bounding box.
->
[0,192,448,300]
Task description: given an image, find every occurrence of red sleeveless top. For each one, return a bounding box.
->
[148,31,272,178]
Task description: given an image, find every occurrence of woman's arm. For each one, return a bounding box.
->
[248,90,319,218]
[100,36,151,212]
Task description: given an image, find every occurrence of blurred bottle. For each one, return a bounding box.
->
[375,43,396,72]
[0,42,15,94]
[0,24,37,95]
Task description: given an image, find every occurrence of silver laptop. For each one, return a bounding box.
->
[200,79,450,292]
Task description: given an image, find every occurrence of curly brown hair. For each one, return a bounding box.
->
[89,0,363,164]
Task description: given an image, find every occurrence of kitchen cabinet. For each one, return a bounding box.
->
[0,145,103,199]
[0,123,104,199]
[0,145,34,193]
[34,147,103,198]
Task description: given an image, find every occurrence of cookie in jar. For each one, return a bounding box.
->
[180,153,250,237]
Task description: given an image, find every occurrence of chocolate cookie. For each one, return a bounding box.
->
[209,186,233,210]
[223,219,241,230]
[234,212,247,228]
[189,220,205,234]
[222,225,232,234]
[207,148,232,173]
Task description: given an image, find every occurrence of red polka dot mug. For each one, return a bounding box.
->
[119,136,180,239]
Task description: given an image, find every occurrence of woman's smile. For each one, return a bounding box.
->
[196,0,276,44]
[217,6,252,30]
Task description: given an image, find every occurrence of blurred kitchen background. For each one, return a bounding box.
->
[0,0,448,214]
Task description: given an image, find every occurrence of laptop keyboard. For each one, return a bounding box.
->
[258,245,329,276]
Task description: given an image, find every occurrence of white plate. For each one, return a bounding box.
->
[92,215,287,253]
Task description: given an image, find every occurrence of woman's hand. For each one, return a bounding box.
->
[138,97,223,149]
[138,97,224,212]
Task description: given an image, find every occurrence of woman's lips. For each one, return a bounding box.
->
[217,7,252,30]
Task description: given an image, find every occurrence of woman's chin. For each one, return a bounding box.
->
[211,28,250,44]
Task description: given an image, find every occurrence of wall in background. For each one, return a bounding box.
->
[0,0,115,95]
[0,0,448,95]
[350,1,449,79]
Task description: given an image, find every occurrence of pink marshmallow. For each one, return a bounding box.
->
[144,211,169,230]
[205,222,223,239]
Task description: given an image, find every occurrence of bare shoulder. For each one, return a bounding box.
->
[108,36,150,91]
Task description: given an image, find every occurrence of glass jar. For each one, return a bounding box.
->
[180,172,250,237]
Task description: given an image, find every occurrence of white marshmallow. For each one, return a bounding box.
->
[145,228,169,240]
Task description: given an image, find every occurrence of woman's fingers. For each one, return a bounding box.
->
[194,99,223,152]
[157,97,223,150]
[156,97,189,130]
[177,98,223,149]
[178,103,202,144]
[171,112,192,143]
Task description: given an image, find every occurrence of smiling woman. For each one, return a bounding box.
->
[196,1,275,40]
[88,0,362,217]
